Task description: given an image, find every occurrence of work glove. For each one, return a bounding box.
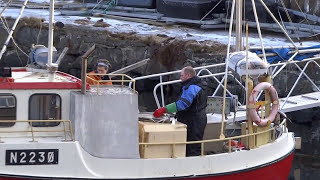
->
[153,102,178,118]
[153,107,167,118]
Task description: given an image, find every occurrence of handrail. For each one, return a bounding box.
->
[151,56,320,110]
[132,63,226,82]
[153,72,228,108]
[139,118,288,157]
[0,120,74,142]
[133,54,320,110]
[280,60,320,109]
[128,63,227,102]
[86,73,136,94]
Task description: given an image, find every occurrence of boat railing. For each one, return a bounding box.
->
[129,54,320,110]
[129,63,226,107]
[0,120,74,142]
[149,56,320,109]
[139,118,287,157]
[269,58,320,110]
[153,71,240,108]
[86,73,136,94]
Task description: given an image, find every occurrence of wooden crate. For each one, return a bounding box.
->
[139,121,186,158]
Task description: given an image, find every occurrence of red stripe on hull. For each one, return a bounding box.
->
[0,152,294,180]
[191,152,294,180]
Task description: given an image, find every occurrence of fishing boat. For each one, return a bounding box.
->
[1,0,320,179]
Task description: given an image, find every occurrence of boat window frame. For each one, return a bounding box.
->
[0,93,16,127]
[28,93,62,127]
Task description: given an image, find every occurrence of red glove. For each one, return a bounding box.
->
[153,107,167,118]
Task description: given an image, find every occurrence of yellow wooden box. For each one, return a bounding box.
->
[138,121,187,158]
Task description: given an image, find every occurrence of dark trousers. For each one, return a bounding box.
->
[185,113,207,157]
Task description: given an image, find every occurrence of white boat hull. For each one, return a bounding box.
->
[0,132,295,179]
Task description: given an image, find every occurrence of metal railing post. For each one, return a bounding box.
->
[201,142,204,156]
[30,121,35,142]
[160,76,165,107]
[81,44,96,94]
[62,121,67,141]
[293,63,320,92]
[281,60,312,109]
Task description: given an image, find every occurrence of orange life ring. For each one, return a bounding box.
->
[248,82,279,127]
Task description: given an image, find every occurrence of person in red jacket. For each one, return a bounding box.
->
[153,66,208,156]
[87,59,112,85]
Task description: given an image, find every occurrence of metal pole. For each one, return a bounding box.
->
[153,72,226,108]
[293,63,320,92]
[0,0,29,60]
[235,0,243,51]
[0,0,14,17]
[110,58,150,74]
[211,75,234,97]
[251,0,266,62]
[56,47,69,65]
[198,69,238,98]
[272,51,298,79]
[47,0,55,67]
[258,0,297,49]
[220,0,236,139]
[160,76,165,107]
[280,60,312,109]
[81,58,88,94]
[200,0,223,22]
[81,44,96,94]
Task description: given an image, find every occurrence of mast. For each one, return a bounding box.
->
[47,0,58,81]
[47,0,55,68]
[235,0,243,51]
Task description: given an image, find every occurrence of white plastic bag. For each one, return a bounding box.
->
[228,51,268,76]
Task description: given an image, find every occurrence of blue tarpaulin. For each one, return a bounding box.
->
[253,45,320,63]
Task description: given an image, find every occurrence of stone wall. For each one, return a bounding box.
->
[0,18,226,76]
[0,17,227,110]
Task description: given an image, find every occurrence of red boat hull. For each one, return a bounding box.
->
[0,152,294,180]
[191,152,294,180]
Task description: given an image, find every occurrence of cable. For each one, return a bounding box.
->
[1,17,29,59]
[0,0,14,17]
[88,0,104,16]
[293,0,320,41]
[200,0,224,22]
[279,0,302,44]
[36,5,45,45]
[0,16,28,66]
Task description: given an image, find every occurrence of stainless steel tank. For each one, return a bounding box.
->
[70,86,139,159]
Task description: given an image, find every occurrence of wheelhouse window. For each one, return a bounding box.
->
[0,94,16,127]
[29,94,61,127]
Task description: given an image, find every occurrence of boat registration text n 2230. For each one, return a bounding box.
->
[5,149,59,165]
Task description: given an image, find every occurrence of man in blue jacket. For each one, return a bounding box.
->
[153,66,207,156]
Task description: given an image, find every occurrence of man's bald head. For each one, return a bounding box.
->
[180,66,196,82]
